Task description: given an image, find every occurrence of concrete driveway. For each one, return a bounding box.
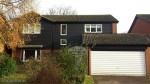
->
[92,76,150,84]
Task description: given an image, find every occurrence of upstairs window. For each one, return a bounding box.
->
[85,24,102,33]
[23,23,41,34]
[60,24,67,35]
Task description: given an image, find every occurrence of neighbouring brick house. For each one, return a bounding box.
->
[128,14,150,34]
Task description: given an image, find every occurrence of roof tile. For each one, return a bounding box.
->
[42,15,119,23]
[82,33,150,45]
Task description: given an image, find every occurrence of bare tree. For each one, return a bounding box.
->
[48,5,77,15]
[0,0,40,49]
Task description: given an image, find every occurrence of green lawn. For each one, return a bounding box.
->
[84,76,94,84]
[0,73,27,83]
[0,72,94,84]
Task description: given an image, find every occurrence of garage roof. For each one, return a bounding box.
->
[82,34,150,46]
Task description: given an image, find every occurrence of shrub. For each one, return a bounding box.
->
[57,46,87,84]
[24,55,62,83]
[0,52,18,77]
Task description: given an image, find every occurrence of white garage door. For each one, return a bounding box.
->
[91,51,146,76]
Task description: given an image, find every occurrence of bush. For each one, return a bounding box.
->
[24,55,62,83]
[0,52,18,77]
[57,46,87,84]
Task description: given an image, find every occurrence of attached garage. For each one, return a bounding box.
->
[91,51,146,76]
[83,34,150,76]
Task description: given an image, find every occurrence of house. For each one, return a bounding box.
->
[14,14,118,62]
[128,14,150,34]
[12,14,150,76]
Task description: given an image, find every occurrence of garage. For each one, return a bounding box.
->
[91,51,146,76]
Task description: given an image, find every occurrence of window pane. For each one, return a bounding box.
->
[28,24,34,34]
[91,25,96,28]
[97,25,101,28]
[61,39,67,45]
[91,28,96,32]
[91,25,96,32]
[23,24,28,33]
[97,28,101,32]
[86,25,90,28]
[86,28,90,32]
[61,25,67,35]
[35,23,41,33]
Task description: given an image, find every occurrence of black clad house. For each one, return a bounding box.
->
[17,14,118,62]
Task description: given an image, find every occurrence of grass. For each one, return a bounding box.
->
[84,75,94,84]
[0,73,27,83]
[0,73,94,84]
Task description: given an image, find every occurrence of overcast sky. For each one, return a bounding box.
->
[37,0,150,33]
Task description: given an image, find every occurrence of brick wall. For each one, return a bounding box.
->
[146,47,150,76]
[88,48,91,75]
[12,49,22,59]
[42,50,51,56]
[130,18,150,34]
[112,23,117,33]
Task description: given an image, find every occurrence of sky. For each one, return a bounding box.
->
[37,0,150,33]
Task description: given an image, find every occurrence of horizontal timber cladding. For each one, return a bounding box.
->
[25,19,53,49]
[90,51,146,76]
[53,23,112,49]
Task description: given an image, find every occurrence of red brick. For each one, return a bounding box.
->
[112,23,117,33]
[146,47,150,75]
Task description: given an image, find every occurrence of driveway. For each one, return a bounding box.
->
[92,76,150,84]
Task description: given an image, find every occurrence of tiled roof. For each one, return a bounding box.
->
[41,15,118,23]
[82,34,150,45]
[136,14,150,22]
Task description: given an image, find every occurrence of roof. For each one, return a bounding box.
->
[41,15,119,23]
[136,14,150,22]
[82,33,150,46]
[128,14,150,33]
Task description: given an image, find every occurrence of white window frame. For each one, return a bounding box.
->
[34,23,41,34]
[22,50,41,62]
[23,24,30,34]
[60,24,67,35]
[60,39,67,45]
[23,23,41,34]
[85,24,102,33]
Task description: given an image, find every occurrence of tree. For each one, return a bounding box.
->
[48,5,77,15]
[0,0,40,50]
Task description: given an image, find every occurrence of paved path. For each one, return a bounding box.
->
[92,76,150,84]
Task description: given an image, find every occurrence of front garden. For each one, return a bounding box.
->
[0,46,94,84]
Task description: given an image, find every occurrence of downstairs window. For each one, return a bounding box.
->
[21,50,41,62]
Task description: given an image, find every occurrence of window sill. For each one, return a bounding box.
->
[84,32,102,33]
